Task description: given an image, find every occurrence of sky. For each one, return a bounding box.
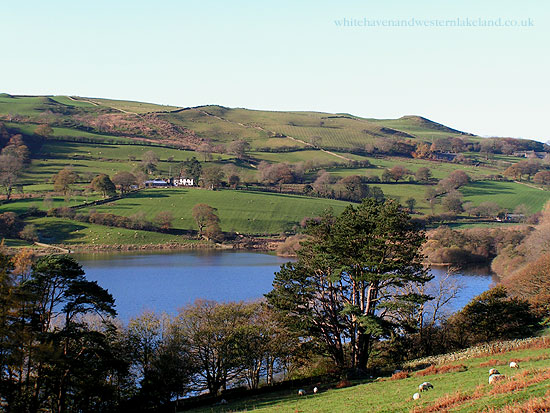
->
[2,0,549,141]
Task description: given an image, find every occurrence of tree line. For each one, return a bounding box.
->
[1,199,546,411]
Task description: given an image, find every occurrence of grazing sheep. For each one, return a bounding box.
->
[313,387,318,394]
[510,361,519,369]
[413,392,421,400]
[418,382,434,392]
[489,368,500,375]
[298,389,306,396]
[489,374,506,384]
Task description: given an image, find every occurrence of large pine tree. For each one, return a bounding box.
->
[266,199,431,370]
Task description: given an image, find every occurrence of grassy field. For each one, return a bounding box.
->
[461,181,550,213]
[80,188,352,234]
[194,343,550,412]
[327,157,500,180]
[0,193,102,214]
[6,122,134,144]
[38,141,222,163]
[27,217,187,245]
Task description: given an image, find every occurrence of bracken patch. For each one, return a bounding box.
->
[390,371,410,380]
[415,364,467,377]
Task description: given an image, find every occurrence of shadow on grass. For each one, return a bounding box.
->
[125,191,171,199]
[186,379,371,412]
[36,220,87,244]
[461,181,515,197]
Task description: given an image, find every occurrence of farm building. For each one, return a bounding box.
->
[144,179,170,187]
[173,177,194,186]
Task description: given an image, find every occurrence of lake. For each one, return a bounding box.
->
[75,251,498,321]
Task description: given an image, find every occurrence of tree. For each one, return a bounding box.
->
[0,154,23,200]
[504,164,522,181]
[479,139,496,160]
[91,174,116,198]
[442,191,464,214]
[179,157,202,183]
[197,142,213,162]
[534,170,550,186]
[438,170,470,193]
[228,174,240,189]
[312,170,334,197]
[192,204,220,235]
[415,167,432,183]
[260,163,295,191]
[446,286,540,348]
[405,197,417,212]
[266,199,431,370]
[112,171,137,194]
[388,165,409,182]
[175,300,254,394]
[412,142,434,159]
[19,224,38,242]
[35,124,53,137]
[140,151,159,175]
[7,255,119,412]
[502,253,550,316]
[227,140,250,160]
[204,221,224,242]
[53,167,78,195]
[381,169,392,183]
[200,165,224,190]
[3,135,30,164]
[154,211,174,231]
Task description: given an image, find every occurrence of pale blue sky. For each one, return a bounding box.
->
[2,0,549,141]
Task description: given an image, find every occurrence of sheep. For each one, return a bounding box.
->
[413,392,421,400]
[418,382,434,392]
[489,374,506,384]
[510,361,520,369]
[313,387,318,394]
[298,389,306,396]
[489,368,500,375]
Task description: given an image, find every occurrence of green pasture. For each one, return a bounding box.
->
[80,188,351,234]
[194,346,550,413]
[461,181,550,213]
[27,217,187,245]
[5,122,133,144]
[38,141,225,163]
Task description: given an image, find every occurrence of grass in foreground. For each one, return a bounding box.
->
[192,344,550,412]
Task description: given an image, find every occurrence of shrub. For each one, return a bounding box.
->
[18,224,39,242]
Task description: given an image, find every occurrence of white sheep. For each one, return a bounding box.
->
[413,392,421,400]
[418,382,434,392]
[313,387,318,394]
[298,389,306,396]
[489,368,500,375]
[488,374,506,384]
[510,361,520,369]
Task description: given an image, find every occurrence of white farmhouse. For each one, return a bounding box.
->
[173,177,194,187]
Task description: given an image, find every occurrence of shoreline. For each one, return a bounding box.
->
[3,237,285,256]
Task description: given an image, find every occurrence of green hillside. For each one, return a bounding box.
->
[80,188,351,234]
[1,93,549,248]
[0,94,475,150]
[193,338,550,413]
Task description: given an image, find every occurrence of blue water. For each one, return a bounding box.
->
[75,251,497,321]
